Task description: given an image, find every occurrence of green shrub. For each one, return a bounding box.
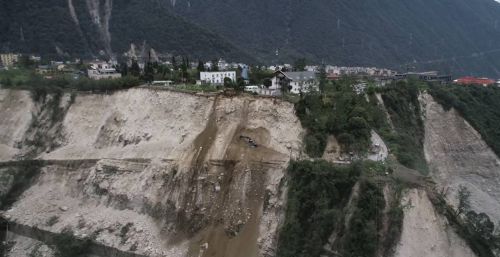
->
[295,81,376,156]
[341,181,385,257]
[304,133,327,158]
[277,160,362,257]
[377,81,429,174]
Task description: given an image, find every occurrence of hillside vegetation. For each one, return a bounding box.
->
[277,160,390,257]
[377,81,428,174]
[295,78,384,157]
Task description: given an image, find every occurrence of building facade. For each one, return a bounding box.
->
[271,71,318,94]
[87,61,122,80]
[0,53,19,67]
[200,71,236,85]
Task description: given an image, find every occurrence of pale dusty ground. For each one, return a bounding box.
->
[0,89,304,257]
[394,189,477,257]
[5,233,55,257]
[43,89,213,160]
[323,130,388,163]
[0,90,34,160]
[367,130,388,162]
[421,93,500,226]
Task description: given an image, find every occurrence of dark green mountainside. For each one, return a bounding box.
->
[170,0,500,76]
[0,0,252,61]
[2,0,500,76]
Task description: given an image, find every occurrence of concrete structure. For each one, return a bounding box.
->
[151,80,173,86]
[0,53,19,67]
[244,85,260,93]
[200,71,236,85]
[271,71,318,94]
[87,61,122,80]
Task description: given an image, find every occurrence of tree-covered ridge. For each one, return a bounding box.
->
[171,0,500,77]
[295,78,382,157]
[294,77,429,174]
[277,160,396,257]
[0,0,251,61]
[429,84,500,158]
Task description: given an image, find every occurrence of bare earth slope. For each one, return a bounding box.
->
[394,189,476,257]
[0,90,33,161]
[0,88,304,257]
[421,93,500,225]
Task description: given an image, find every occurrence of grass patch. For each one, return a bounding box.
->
[164,84,218,93]
[1,69,140,93]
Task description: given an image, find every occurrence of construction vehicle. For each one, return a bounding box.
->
[239,135,258,148]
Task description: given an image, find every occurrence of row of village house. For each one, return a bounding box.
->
[3,53,500,93]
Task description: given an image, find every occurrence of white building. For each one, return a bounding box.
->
[87,61,122,80]
[0,53,19,67]
[217,58,229,71]
[270,71,318,94]
[200,71,236,85]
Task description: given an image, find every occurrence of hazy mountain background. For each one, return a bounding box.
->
[1,0,500,76]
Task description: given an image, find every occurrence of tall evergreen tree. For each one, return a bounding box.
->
[197,60,205,72]
[318,64,327,93]
[171,56,178,70]
[130,60,141,77]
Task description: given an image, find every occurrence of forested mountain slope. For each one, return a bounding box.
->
[0,0,251,61]
[2,0,500,75]
[170,0,500,76]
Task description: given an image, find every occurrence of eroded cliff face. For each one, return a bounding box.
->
[0,88,303,257]
[3,88,498,257]
[421,93,500,226]
[0,90,33,161]
[393,189,476,257]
